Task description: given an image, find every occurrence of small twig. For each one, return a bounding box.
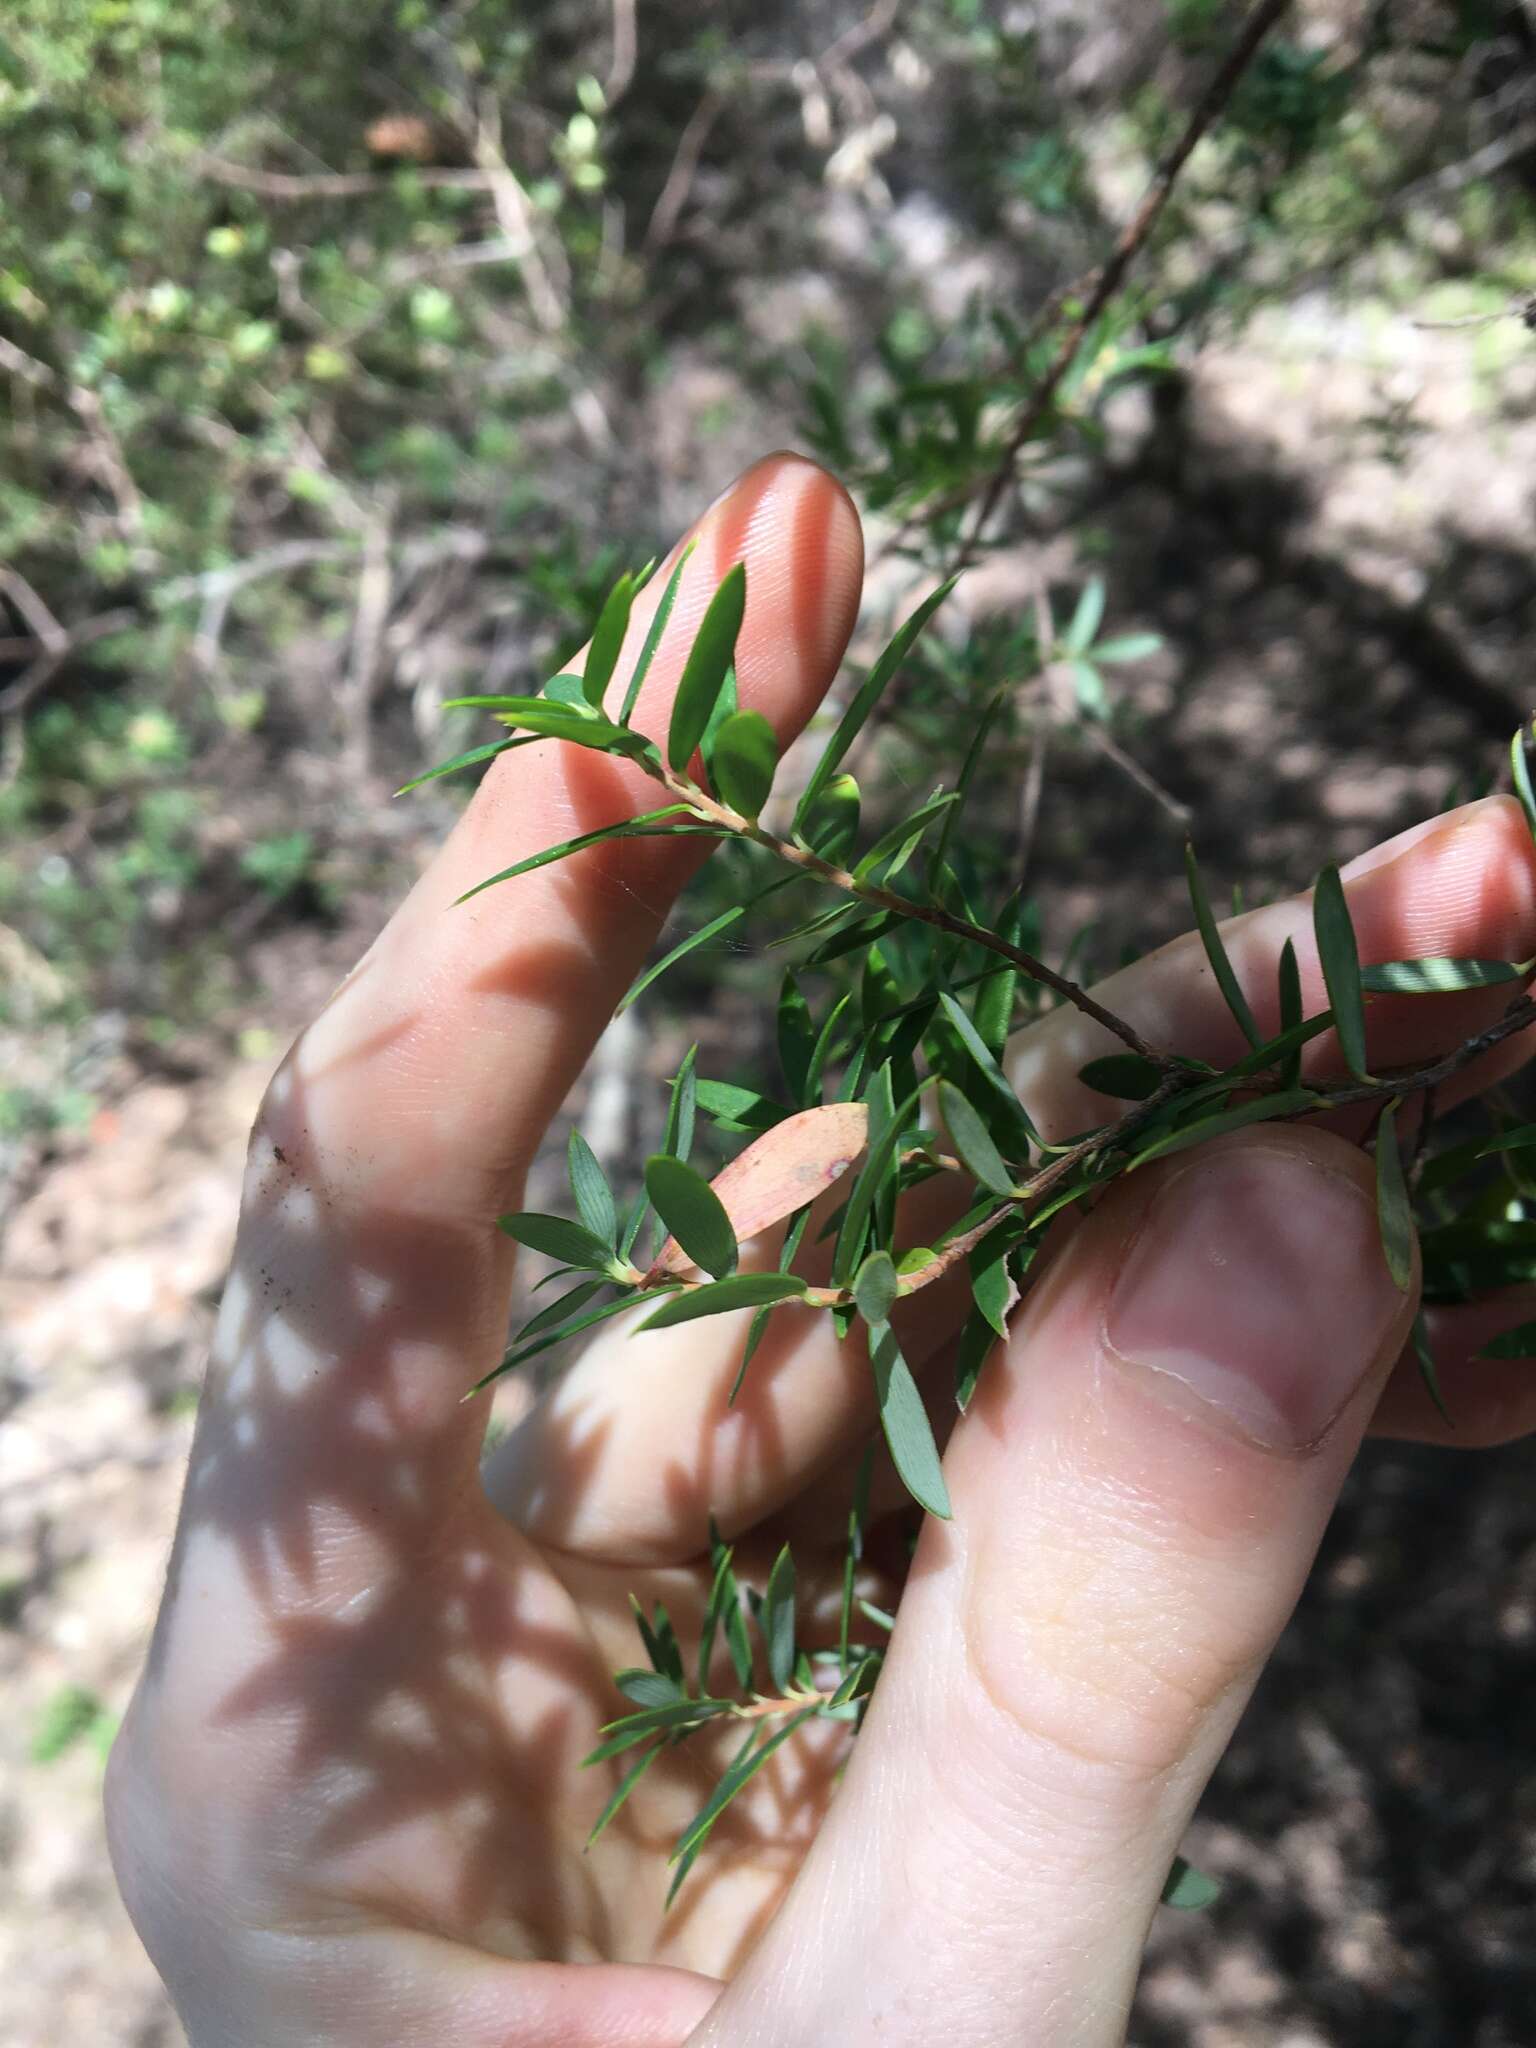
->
[605,0,638,105]
[190,150,496,199]
[1084,722,1192,829]
[643,88,727,255]
[951,0,1294,569]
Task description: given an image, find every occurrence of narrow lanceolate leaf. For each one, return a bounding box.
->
[869,1321,951,1518]
[455,806,697,903]
[1078,1053,1161,1101]
[793,577,958,833]
[470,1291,644,1394]
[936,992,1036,1147]
[619,541,694,726]
[1277,936,1304,1088]
[666,1712,819,1903]
[1480,1318,1536,1359]
[938,1078,1017,1196]
[568,1130,617,1248]
[1477,1123,1536,1158]
[973,890,1026,1060]
[693,1079,791,1132]
[643,1154,738,1280]
[1512,720,1536,843]
[710,708,779,819]
[396,734,521,794]
[614,1667,683,1708]
[634,1272,807,1333]
[851,788,960,883]
[512,1278,603,1344]
[778,973,817,1103]
[1185,843,1262,1051]
[582,570,636,710]
[1161,1857,1222,1911]
[1313,863,1371,1081]
[801,770,861,862]
[1374,1100,1415,1293]
[619,876,795,1014]
[1092,632,1163,665]
[853,1250,898,1326]
[543,672,591,708]
[479,696,653,756]
[1360,958,1527,994]
[831,1078,921,1289]
[1064,575,1106,654]
[1128,1088,1319,1168]
[497,1211,617,1271]
[585,1739,662,1849]
[1411,1312,1452,1426]
[954,1304,999,1411]
[648,1102,868,1279]
[668,561,746,769]
[584,1699,731,1765]
[760,1545,797,1693]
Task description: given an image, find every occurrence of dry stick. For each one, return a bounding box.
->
[952,0,1295,570]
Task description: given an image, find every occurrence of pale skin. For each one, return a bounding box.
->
[107,454,1536,2047]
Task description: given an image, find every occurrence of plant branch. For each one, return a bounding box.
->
[653,761,1167,1062]
[950,0,1294,568]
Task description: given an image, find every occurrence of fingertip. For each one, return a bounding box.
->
[710,451,865,731]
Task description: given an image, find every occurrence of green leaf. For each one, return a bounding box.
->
[1071,658,1108,720]
[456,806,697,903]
[710,708,779,819]
[801,770,862,863]
[1313,864,1371,1082]
[778,973,817,1103]
[793,578,957,832]
[698,1530,747,1690]
[543,672,592,708]
[617,545,692,724]
[1476,1124,1536,1158]
[643,1154,738,1279]
[936,992,1036,1148]
[512,1278,604,1344]
[585,1740,662,1848]
[1064,576,1106,654]
[583,571,636,709]
[1374,1100,1414,1292]
[1512,721,1536,842]
[852,789,960,883]
[396,735,521,794]
[938,1078,1017,1195]
[934,692,1006,879]
[954,1305,997,1410]
[497,1211,617,1271]
[619,876,794,1015]
[1479,1318,1536,1359]
[1079,1053,1161,1100]
[973,891,1026,1059]
[828,1655,881,1708]
[853,1250,899,1325]
[634,1272,807,1332]
[470,695,652,755]
[1360,958,1527,994]
[614,1668,682,1708]
[831,1074,921,1287]
[663,1046,699,1164]
[761,1545,797,1693]
[584,1699,731,1766]
[472,1291,642,1393]
[1277,936,1304,1089]
[693,1079,791,1132]
[666,1712,819,1902]
[1161,1857,1222,1911]
[969,1229,1013,1340]
[869,1321,951,1517]
[1411,1311,1453,1425]
[668,562,746,770]
[1128,1087,1320,1168]
[1092,632,1163,665]
[567,1129,617,1247]
[1185,844,1262,1051]
[630,1593,684,1684]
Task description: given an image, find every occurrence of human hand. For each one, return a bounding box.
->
[106,454,1536,2047]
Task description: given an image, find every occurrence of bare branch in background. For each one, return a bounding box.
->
[190,151,495,199]
[643,88,727,255]
[605,0,637,106]
[953,0,1295,566]
[344,511,396,781]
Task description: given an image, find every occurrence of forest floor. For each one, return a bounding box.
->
[5,294,1536,2047]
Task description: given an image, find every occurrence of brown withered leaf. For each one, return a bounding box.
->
[646,1102,869,1280]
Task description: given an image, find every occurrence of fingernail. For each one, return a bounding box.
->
[1104,1142,1402,1450]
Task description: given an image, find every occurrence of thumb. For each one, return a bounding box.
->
[690,1126,1416,2048]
